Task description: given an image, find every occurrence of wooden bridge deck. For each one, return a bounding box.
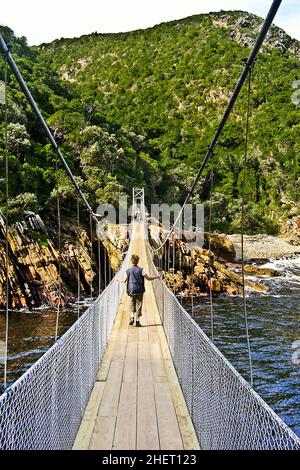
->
[73,228,200,450]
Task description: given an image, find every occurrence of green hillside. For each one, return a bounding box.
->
[0,10,299,233]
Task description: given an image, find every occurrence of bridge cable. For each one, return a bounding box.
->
[76,197,81,319]
[54,161,62,342]
[191,251,194,317]
[172,234,176,294]
[89,212,93,299]
[104,245,107,288]
[208,168,214,341]
[150,0,283,254]
[98,239,101,295]
[241,70,254,387]
[179,247,183,305]
[3,57,9,389]
[0,35,97,223]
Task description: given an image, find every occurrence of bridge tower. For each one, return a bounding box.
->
[132,187,147,239]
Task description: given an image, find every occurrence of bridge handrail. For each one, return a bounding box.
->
[145,241,300,450]
[0,238,132,450]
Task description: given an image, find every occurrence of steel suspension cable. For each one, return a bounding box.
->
[179,247,183,305]
[191,251,194,317]
[208,168,214,341]
[3,59,9,389]
[98,239,101,295]
[172,235,176,294]
[151,0,282,254]
[76,197,81,319]
[89,213,93,299]
[54,163,62,342]
[0,36,97,222]
[104,246,107,288]
[241,71,254,387]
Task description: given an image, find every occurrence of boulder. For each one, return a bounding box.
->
[203,232,236,262]
[243,265,282,277]
[280,216,300,246]
[213,261,269,292]
[208,278,222,293]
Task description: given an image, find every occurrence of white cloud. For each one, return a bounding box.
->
[0,0,299,45]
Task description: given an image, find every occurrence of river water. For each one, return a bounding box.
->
[0,258,299,438]
[183,256,300,438]
[0,301,90,393]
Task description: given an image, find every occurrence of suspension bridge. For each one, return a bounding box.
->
[0,0,300,450]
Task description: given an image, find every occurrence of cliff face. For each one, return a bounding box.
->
[0,213,103,310]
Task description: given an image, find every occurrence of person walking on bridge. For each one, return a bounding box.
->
[124,254,160,327]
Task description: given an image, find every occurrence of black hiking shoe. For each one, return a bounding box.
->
[129,318,134,326]
[136,320,141,327]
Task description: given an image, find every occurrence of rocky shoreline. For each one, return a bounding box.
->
[148,223,300,297]
[0,213,114,310]
[228,234,300,261]
[1,213,299,309]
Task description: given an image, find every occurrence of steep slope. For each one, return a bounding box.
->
[0,11,299,234]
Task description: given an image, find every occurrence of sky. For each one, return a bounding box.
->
[1,0,300,45]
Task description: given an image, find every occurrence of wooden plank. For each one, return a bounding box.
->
[149,299,200,448]
[106,358,124,383]
[137,379,159,450]
[154,381,184,450]
[136,311,159,450]
[89,416,116,450]
[178,415,200,451]
[113,382,137,450]
[150,340,167,381]
[72,381,105,449]
[98,380,122,418]
[123,340,138,384]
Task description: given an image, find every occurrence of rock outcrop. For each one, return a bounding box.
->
[101,223,129,271]
[149,224,236,261]
[148,224,269,296]
[0,212,110,310]
[243,265,282,277]
[280,216,300,246]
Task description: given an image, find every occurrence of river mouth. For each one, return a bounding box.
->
[1,258,299,438]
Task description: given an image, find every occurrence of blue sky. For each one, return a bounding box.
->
[1,0,299,45]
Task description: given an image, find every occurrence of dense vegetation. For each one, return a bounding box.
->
[0,10,299,233]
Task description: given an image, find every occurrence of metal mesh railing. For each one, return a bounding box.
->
[146,242,300,450]
[0,246,131,450]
